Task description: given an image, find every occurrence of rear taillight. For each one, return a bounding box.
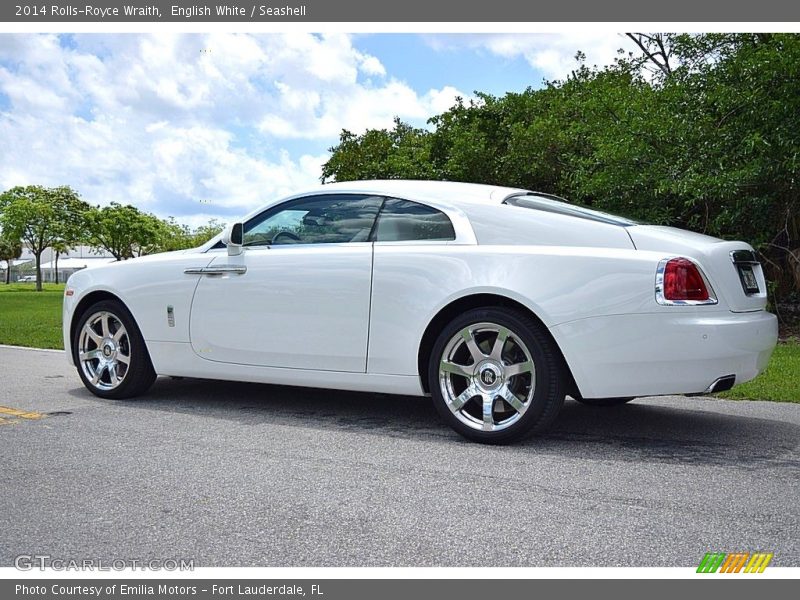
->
[664,258,708,300]
[656,257,717,305]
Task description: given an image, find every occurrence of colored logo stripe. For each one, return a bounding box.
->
[697,553,726,573]
[744,553,773,573]
[697,552,773,573]
[720,553,749,573]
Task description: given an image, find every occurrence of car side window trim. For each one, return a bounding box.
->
[206,191,479,251]
[363,196,388,244]
[240,242,374,255]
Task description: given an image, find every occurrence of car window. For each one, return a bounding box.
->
[243,194,383,247]
[373,198,456,242]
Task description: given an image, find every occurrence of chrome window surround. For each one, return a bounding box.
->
[655,257,719,306]
[204,190,477,252]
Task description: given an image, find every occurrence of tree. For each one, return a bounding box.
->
[625,33,675,78]
[190,219,225,246]
[50,240,69,285]
[321,118,437,183]
[154,217,194,252]
[0,235,22,284]
[321,33,800,300]
[85,206,225,258]
[84,203,164,260]
[0,186,89,291]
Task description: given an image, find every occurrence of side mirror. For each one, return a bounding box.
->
[222,222,243,256]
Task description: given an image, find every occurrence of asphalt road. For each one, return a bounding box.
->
[0,345,798,567]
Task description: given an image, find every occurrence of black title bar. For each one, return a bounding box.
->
[4,579,798,600]
[3,0,800,22]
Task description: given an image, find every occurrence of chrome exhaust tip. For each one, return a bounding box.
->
[703,375,736,394]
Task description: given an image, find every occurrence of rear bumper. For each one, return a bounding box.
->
[551,310,778,399]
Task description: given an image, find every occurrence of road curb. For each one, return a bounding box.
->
[0,344,64,354]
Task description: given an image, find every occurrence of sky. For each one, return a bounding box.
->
[0,33,638,228]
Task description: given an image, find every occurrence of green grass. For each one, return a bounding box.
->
[0,283,65,349]
[0,282,798,401]
[717,341,800,403]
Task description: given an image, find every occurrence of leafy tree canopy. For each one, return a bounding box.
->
[84,202,165,260]
[322,33,800,298]
[0,185,89,290]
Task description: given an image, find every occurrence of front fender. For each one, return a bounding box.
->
[63,252,216,364]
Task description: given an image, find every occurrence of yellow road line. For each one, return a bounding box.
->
[0,406,45,420]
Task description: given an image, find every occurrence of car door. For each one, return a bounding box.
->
[189,194,383,372]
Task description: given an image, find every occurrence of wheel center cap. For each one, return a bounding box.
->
[102,340,115,358]
[475,361,503,391]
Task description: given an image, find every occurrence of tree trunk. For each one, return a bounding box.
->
[55,252,60,285]
[35,251,42,292]
[4,262,10,284]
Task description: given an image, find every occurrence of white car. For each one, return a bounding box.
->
[63,180,778,443]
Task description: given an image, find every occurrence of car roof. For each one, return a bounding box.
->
[303,179,529,207]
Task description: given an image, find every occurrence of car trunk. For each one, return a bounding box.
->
[627,225,768,312]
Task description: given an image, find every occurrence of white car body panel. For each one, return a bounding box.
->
[552,310,777,398]
[628,225,769,312]
[366,244,661,374]
[63,179,778,401]
[62,250,213,346]
[144,340,423,395]
[459,202,636,249]
[189,243,373,372]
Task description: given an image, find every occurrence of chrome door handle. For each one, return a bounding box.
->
[184,265,247,275]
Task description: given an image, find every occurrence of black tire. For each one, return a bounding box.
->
[73,300,157,399]
[428,307,567,444]
[575,397,635,407]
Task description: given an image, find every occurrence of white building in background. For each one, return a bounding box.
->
[1,245,116,283]
[0,258,32,280]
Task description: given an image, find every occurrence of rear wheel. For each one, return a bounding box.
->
[575,397,635,407]
[73,300,156,399]
[429,307,566,444]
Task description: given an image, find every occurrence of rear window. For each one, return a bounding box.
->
[504,193,638,226]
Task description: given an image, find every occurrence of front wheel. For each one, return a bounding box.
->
[73,300,156,399]
[428,307,567,444]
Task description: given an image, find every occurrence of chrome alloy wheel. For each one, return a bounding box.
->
[438,322,536,432]
[78,311,131,391]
